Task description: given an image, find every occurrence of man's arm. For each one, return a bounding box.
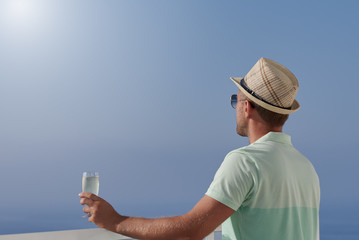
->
[79,192,234,240]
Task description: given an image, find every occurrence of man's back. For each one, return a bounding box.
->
[206,132,320,240]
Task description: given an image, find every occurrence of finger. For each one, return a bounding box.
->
[80,198,94,206]
[79,192,101,201]
[88,214,94,223]
[83,206,90,214]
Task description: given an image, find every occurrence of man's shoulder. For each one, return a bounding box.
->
[224,141,281,166]
[226,143,262,158]
[223,146,259,167]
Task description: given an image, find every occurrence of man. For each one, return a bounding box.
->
[80,57,320,240]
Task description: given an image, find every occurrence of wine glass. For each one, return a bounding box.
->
[82,171,99,217]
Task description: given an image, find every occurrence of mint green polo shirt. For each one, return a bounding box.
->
[206,132,320,240]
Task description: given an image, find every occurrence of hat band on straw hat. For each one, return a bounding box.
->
[240,78,291,110]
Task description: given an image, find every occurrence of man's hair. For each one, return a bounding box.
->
[238,90,289,127]
[249,100,289,127]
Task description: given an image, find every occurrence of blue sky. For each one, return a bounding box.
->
[0,0,358,237]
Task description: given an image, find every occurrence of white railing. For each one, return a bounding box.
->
[0,226,222,240]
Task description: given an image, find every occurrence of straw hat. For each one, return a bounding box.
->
[230,57,300,114]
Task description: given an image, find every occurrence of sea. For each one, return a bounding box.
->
[0,206,358,239]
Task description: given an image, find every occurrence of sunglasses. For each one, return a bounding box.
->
[230,94,238,109]
[230,94,255,109]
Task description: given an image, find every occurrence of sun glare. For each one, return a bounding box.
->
[9,0,34,19]
[1,0,47,34]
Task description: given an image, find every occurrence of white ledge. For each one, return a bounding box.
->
[0,226,222,240]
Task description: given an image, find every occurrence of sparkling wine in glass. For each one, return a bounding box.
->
[82,171,99,217]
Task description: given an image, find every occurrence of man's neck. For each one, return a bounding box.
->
[247,123,282,144]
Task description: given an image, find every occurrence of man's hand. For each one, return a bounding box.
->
[79,192,125,232]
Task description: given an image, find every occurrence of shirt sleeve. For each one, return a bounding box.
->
[205,150,257,211]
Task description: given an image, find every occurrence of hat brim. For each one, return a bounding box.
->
[230,77,300,114]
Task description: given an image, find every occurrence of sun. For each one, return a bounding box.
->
[1,0,47,33]
[8,0,35,20]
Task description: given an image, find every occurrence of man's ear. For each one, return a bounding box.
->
[244,100,254,118]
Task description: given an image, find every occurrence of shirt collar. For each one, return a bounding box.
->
[254,132,292,146]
